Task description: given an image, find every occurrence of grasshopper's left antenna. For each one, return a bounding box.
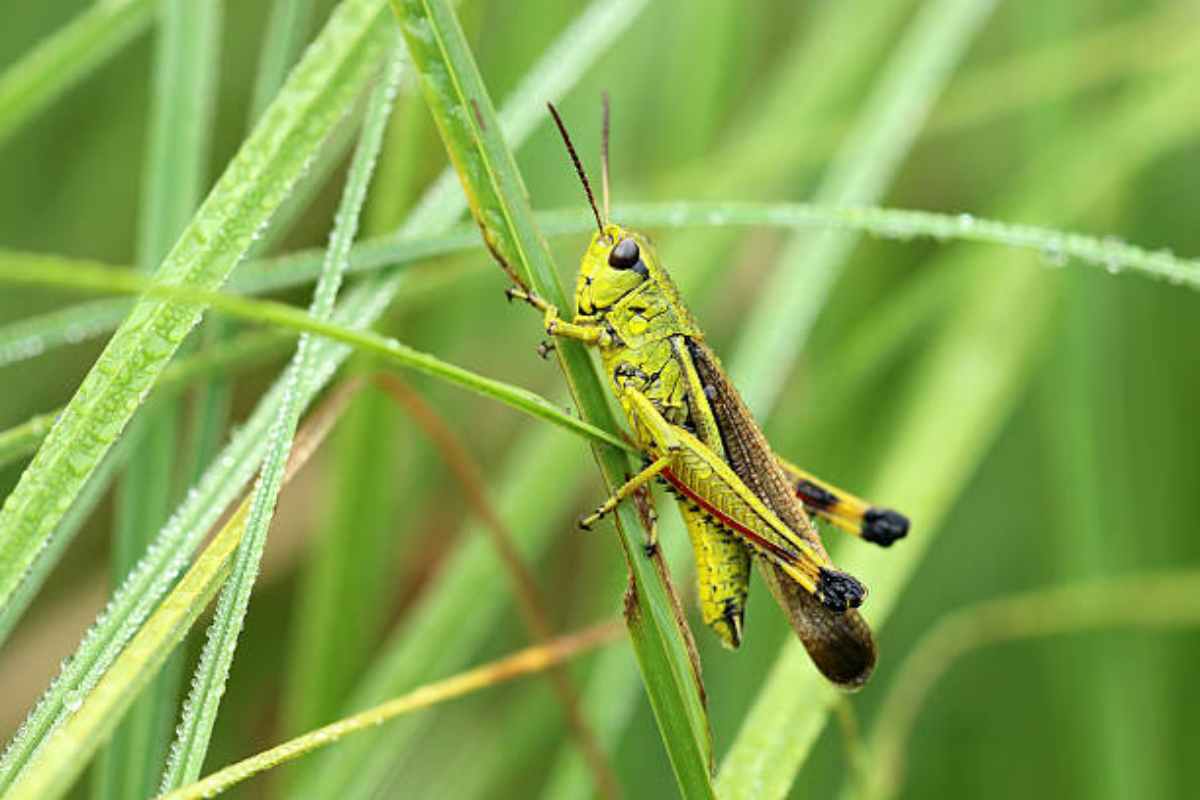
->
[547,102,605,236]
[601,92,611,221]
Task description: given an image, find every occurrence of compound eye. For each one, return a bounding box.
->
[608,238,640,269]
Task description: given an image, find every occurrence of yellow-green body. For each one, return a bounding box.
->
[571,229,751,646]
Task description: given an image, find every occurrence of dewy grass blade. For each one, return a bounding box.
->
[0,441,130,648]
[0,8,618,793]
[0,257,630,454]
[2,383,354,800]
[0,0,393,789]
[95,2,223,797]
[8,186,1195,371]
[0,332,293,471]
[0,298,132,368]
[289,10,650,792]
[159,48,405,791]
[0,0,391,626]
[0,0,155,148]
[4,502,252,800]
[186,0,318,507]
[388,1,715,796]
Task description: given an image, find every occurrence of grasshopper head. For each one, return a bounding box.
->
[575,223,652,315]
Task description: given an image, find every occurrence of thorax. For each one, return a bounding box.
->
[576,283,698,430]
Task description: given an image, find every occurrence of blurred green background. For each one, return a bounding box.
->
[1,1,1198,798]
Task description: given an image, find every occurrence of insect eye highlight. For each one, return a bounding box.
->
[608,238,640,269]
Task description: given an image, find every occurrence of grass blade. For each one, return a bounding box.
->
[158,50,402,789]
[389,0,715,794]
[865,570,1200,800]
[94,2,223,796]
[0,331,292,471]
[1,384,351,800]
[730,0,999,413]
[10,172,1196,371]
[0,0,155,148]
[0,0,390,627]
[0,0,394,788]
[250,0,319,124]
[163,623,623,800]
[0,441,129,648]
[0,254,634,453]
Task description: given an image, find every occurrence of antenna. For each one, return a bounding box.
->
[547,102,605,236]
[601,91,611,221]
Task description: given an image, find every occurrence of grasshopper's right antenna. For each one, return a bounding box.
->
[601,91,612,221]
[547,102,605,236]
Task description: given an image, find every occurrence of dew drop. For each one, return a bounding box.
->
[1040,244,1067,268]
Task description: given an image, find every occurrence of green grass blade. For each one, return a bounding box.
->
[730,0,999,414]
[286,3,649,794]
[0,298,132,368]
[0,440,129,648]
[0,0,155,148]
[0,0,390,628]
[185,0,319,500]
[162,624,621,800]
[389,1,714,795]
[2,194,1195,375]
[94,2,223,796]
[0,331,292,471]
[297,420,585,798]
[250,0,319,124]
[158,47,403,791]
[0,261,633,460]
[865,570,1200,800]
[4,489,256,800]
[2,198,1196,466]
[0,0,394,788]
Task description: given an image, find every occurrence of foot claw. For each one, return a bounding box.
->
[537,340,555,359]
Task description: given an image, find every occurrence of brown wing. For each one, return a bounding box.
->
[686,337,876,687]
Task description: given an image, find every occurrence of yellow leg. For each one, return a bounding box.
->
[505,288,611,347]
[775,458,910,547]
[578,456,672,530]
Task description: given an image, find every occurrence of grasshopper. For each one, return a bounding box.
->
[505,103,908,688]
